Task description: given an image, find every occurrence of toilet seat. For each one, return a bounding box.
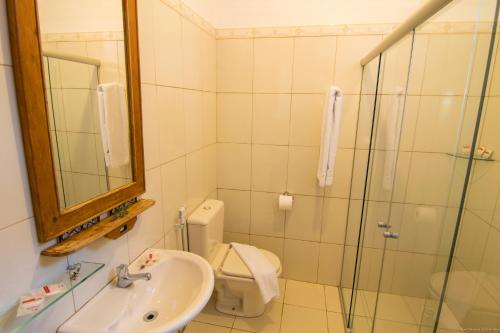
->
[220,247,281,279]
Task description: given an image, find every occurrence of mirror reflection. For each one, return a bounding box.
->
[38,0,132,209]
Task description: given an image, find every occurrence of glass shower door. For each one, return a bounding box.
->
[343,0,500,332]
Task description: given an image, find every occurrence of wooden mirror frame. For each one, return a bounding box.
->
[6,0,145,243]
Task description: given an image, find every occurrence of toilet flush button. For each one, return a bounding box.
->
[203,206,212,210]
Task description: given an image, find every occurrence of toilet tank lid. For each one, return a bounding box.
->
[187,200,224,226]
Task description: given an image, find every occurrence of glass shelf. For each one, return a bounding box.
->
[447,152,495,162]
[1,261,104,333]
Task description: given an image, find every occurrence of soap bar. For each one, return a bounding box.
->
[39,283,66,297]
[17,294,44,317]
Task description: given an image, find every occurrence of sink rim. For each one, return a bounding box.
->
[58,248,214,333]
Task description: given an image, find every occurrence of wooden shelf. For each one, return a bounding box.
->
[41,199,155,257]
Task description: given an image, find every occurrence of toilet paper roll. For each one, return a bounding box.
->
[279,194,293,210]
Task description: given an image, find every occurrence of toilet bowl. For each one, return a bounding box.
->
[187,199,282,317]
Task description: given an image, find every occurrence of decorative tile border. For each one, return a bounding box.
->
[41,31,124,42]
[160,0,216,37]
[215,21,498,39]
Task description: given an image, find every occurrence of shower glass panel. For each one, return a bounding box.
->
[432,0,500,331]
[339,53,383,331]
[342,0,499,332]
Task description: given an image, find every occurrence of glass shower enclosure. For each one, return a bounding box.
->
[340,0,500,332]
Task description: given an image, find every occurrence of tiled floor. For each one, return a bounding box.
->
[184,280,463,333]
[340,288,463,333]
[184,279,346,333]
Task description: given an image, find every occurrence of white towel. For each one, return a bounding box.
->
[231,242,279,304]
[97,83,130,168]
[317,86,343,187]
[382,89,404,191]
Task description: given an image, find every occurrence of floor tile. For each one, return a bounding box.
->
[350,315,372,333]
[373,319,419,333]
[370,292,416,324]
[327,311,346,333]
[402,295,426,323]
[325,286,342,312]
[280,304,328,333]
[284,280,326,310]
[440,303,463,331]
[185,321,232,333]
[194,295,235,328]
[343,288,370,317]
[233,301,282,333]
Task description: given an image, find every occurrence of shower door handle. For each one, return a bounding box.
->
[377,221,391,229]
[383,231,400,239]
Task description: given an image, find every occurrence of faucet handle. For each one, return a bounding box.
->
[116,264,128,277]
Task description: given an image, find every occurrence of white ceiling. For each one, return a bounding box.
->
[182,0,424,28]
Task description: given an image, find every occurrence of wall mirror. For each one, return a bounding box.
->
[7,0,149,246]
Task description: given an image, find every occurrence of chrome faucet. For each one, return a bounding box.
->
[116,264,152,288]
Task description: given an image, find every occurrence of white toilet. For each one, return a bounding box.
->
[187,199,282,317]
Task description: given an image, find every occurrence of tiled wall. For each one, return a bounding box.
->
[215,32,382,285]
[0,0,216,331]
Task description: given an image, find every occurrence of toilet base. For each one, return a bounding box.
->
[214,277,266,317]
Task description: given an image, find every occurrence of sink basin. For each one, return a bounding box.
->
[58,249,214,333]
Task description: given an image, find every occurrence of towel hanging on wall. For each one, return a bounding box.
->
[97,83,131,168]
[317,86,343,187]
[382,88,405,191]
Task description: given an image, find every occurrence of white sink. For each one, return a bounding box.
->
[59,249,214,333]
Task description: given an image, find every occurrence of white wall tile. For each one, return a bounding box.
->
[182,18,203,90]
[249,234,284,262]
[285,195,323,242]
[223,231,250,244]
[287,146,324,196]
[250,191,285,237]
[253,38,294,93]
[0,219,67,315]
[203,92,217,145]
[137,0,156,83]
[141,83,160,169]
[283,239,320,282]
[217,143,251,190]
[252,94,291,145]
[251,144,289,193]
[0,67,33,229]
[292,36,336,93]
[334,35,382,94]
[218,189,251,233]
[184,90,204,152]
[321,197,349,244]
[317,243,343,285]
[157,86,186,163]
[217,93,253,143]
[153,0,183,87]
[217,39,253,93]
[289,94,323,147]
[128,167,164,260]
[161,157,187,234]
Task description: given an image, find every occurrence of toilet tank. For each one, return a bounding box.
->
[187,200,224,263]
